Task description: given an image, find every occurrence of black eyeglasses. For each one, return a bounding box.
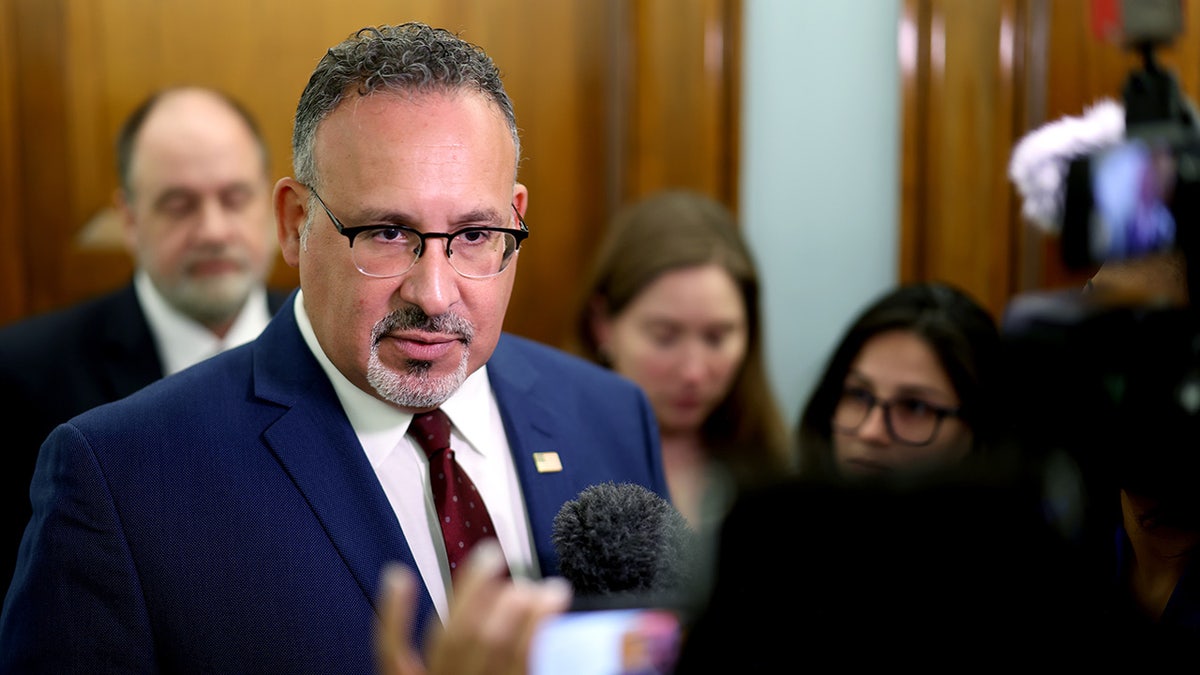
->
[308,187,529,279]
[832,386,962,446]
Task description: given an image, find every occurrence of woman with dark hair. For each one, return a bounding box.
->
[572,190,791,526]
[797,282,1001,480]
[674,283,1106,669]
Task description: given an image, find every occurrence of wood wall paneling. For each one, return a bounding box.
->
[624,0,740,207]
[478,0,614,347]
[1013,0,1049,294]
[901,0,1022,317]
[14,0,73,315]
[0,0,26,324]
[18,2,1200,350]
[899,0,930,287]
[3,0,742,351]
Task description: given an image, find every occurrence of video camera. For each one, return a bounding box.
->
[1000,0,1200,546]
[1061,0,1200,286]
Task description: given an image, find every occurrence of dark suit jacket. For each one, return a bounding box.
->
[0,290,668,673]
[0,283,289,593]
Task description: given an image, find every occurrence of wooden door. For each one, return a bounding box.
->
[0,0,741,351]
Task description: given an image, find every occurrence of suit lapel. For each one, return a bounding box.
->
[486,335,580,577]
[98,285,166,399]
[251,297,437,644]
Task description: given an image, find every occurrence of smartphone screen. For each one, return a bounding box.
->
[1087,139,1178,262]
[528,607,683,675]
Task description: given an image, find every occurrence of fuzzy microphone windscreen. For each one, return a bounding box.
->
[551,482,694,599]
[1008,99,1126,233]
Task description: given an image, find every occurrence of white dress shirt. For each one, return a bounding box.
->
[135,270,273,376]
[291,291,537,621]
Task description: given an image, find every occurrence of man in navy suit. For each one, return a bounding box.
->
[0,87,288,591]
[0,24,669,673]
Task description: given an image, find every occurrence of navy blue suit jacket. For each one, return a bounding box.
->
[0,283,289,592]
[0,292,668,673]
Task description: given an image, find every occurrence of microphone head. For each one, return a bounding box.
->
[551,482,693,598]
[1009,98,1125,233]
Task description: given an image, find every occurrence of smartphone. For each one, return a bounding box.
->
[528,606,684,675]
[1063,138,1179,267]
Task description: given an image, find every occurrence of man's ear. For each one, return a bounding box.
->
[512,182,529,220]
[274,178,307,269]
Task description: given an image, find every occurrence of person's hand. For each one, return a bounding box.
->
[376,541,572,675]
[376,563,427,675]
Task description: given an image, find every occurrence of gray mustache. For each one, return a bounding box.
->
[374,307,474,345]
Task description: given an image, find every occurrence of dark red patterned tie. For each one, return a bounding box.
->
[408,409,503,578]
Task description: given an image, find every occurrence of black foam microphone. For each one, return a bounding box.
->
[551,482,693,601]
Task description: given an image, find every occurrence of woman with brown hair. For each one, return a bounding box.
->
[572,190,791,527]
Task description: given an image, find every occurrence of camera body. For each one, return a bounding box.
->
[1062,0,1200,274]
[1001,0,1200,534]
[1061,134,1200,271]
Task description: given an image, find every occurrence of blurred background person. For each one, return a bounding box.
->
[1009,100,1200,640]
[675,287,1100,669]
[0,86,288,590]
[570,190,791,528]
[795,281,1001,481]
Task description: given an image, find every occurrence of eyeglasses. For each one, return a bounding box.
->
[308,187,529,279]
[832,386,961,446]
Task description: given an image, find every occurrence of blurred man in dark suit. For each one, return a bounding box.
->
[0,86,288,590]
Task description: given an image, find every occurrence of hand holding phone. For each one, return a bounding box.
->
[377,543,573,675]
[529,607,683,675]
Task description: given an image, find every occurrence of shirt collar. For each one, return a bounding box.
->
[135,269,271,375]
[291,290,495,467]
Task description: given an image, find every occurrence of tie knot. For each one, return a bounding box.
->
[408,409,452,459]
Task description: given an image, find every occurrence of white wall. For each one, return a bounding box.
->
[741,1,901,428]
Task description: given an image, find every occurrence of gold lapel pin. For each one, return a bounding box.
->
[532,452,563,473]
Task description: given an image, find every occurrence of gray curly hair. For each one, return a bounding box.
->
[291,23,520,188]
